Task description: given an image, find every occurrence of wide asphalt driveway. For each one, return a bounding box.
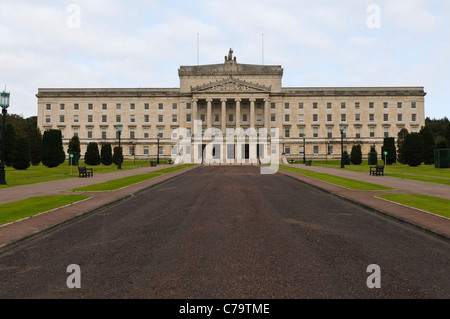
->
[0,166,448,299]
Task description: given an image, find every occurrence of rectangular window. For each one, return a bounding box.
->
[384,102,388,109]
[143,146,149,155]
[200,114,205,122]
[144,128,149,138]
[284,128,290,138]
[74,115,79,123]
[88,115,93,123]
[228,114,233,122]
[328,145,333,155]
[186,114,191,122]
[102,128,107,139]
[158,146,163,155]
[144,103,149,110]
[186,103,191,110]
[341,114,346,122]
[130,130,135,139]
[46,115,51,123]
[397,102,402,109]
[284,103,290,109]
[313,146,319,155]
[87,129,92,139]
[327,102,332,109]
[341,102,346,109]
[298,114,304,123]
[116,115,121,123]
[158,115,163,123]
[271,114,276,122]
[271,102,276,109]
[102,115,107,123]
[243,114,248,122]
[298,127,305,138]
[46,104,51,110]
[313,114,318,122]
[384,127,389,137]
[383,114,388,121]
[370,127,375,138]
[285,146,290,155]
[285,114,290,122]
[327,114,332,122]
[129,146,135,156]
[173,103,177,110]
[412,114,417,122]
[73,128,79,137]
[130,103,135,110]
[256,114,262,122]
[327,127,332,138]
[214,114,219,122]
[144,115,149,122]
[398,114,403,122]
[102,103,107,110]
[313,102,318,109]
[130,115,135,123]
[313,127,318,138]
[369,102,374,109]
[298,102,303,109]
[356,127,361,138]
[355,114,360,122]
[60,115,64,123]
[74,104,79,110]
[60,104,65,110]
[411,102,416,109]
[88,103,93,110]
[369,114,374,122]
[116,103,121,110]
[172,114,178,122]
[355,102,360,109]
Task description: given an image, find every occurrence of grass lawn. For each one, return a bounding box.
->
[376,194,450,219]
[0,195,91,226]
[0,160,172,189]
[151,164,197,174]
[279,165,394,190]
[70,173,163,192]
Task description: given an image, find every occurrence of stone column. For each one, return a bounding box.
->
[206,98,212,128]
[192,98,198,123]
[264,98,270,129]
[235,98,241,129]
[221,98,227,134]
[250,98,256,128]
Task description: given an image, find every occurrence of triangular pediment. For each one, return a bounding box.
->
[191,78,271,93]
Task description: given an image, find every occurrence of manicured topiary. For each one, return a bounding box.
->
[84,142,101,166]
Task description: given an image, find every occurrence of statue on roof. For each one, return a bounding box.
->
[228,48,233,60]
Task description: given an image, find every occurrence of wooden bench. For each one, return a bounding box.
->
[370,164,384,176]
[305,160,312,166]
[78,166,93,178]
[150,161,157,167]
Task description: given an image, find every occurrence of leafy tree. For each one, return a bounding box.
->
[2,122,16,167]
[26,123,42,166]
[41,129,66,168]
[381,137,396,165]
[444,122,450,148]
[350,144,362,165]
[12,136,31,170]
[101,143,113,166]
[112,146,123,166]
[397,128,409,164]
[419,126,435,164]
[84,142,101,166]
[403,132,423,167]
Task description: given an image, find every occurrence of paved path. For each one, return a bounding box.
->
[279,164,450,240]
[0,166,448,299]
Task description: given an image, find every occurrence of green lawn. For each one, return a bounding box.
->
[376,194,450,218]
[0,160,170,189]
[279,165,394,190]
[0,195,91,226]
[70,173,163,192]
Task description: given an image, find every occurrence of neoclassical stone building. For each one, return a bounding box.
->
[36,49,426,163]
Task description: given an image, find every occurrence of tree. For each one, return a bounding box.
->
[397,128,409,164]
[381,137,396,165]
[12,136,31,170]
[27,123,42,166]
[350,144,362,165]
[67,135,81,166]
[41,129,66,168]
[112,146,123,166]
[101,143,113,166]
[84,142,101,166]
[3,122,16,167]
[403,132,423,167]
[343,151,350,165]
[444,122,450,148]
[419,126,435,165]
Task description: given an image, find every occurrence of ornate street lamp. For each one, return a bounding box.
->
[0,90,10,185]
[339,123,345,168]
[117,123,123,169]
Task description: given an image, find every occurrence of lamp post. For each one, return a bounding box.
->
[157,133,161,164]
[339,123,345,168]
[0,90,10,185]
[302,133,306,164]
[117,123,123,169]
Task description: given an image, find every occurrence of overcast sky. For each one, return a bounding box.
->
[1,0,449,119]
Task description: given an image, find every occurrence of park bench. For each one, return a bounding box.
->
[305,160,312,166]
[78,166,93,178]
[150,161,157,167]
[370,164,384,176]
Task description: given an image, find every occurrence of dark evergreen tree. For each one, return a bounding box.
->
[419,126,435,165]
[403,132,423,167]
[67,135,81,165]
[12,136,31,170]
[26,123,42,166]
[84,142,101,166]
[101,143,113,166]
[3,122,16,167]
[41,129,66,168]
[397,128,409,164]
[113,146,123,166]
[444,122,450,148]
[381,137,397,165]
[350,144,362,165]
[342,151,350,165]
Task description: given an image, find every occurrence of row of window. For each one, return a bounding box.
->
[47,112,418,125]
[45,101,418,111]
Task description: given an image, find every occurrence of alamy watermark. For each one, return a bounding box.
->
[67,4,81,29]
[366,4,381,29]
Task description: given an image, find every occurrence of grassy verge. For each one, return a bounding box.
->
[0,195,91,226]
[376,194,450,218]
[71,173,162,192]
[279,165,394,190]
